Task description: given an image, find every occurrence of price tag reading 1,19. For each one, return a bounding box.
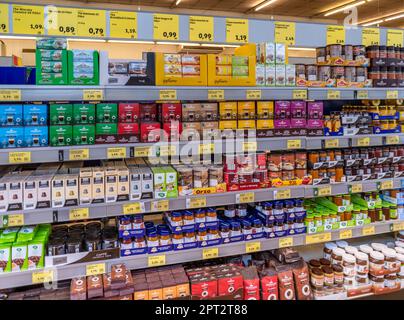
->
[123,203,144,215]
[292,90,307,100]
[154,13,179,40]
[107,147,126,159]
[306,232,332,245]
[9,152,31,164]
[357,137,370,147]
[148,255,166,267]
[32,270,54,284]
[186,197,207,209]
[279,237,293,248]
[325,139,339,149]
[159,90,177,100]
[83,89,103,101]
[208,89,224,100]
[287,139,302,149]
[189,16,214,42]
[236,192,255,204]
[151,200,169,212]
[86,263,106,276]
[226,18,249,43]
[246,242,261,253]
[340,229,352,240]
[246,90,261,100]
[203,248,218,260]
[362,226,375,236]
[0,89,21,101]
[69,208,89,221]
[69,149,89,161]
[109,11,137,39]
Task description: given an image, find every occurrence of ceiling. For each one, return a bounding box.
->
[66,0,404,27]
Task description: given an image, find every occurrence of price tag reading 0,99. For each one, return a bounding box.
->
[154,14,179,40]
[189,16,214,42]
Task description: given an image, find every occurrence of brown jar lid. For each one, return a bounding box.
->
[321,266,333,275]
[319,258,331,266]
[309,259,322,268]
[311,267,324,276]
[332,264,343,273]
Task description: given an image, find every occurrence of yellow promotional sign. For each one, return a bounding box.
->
[245,242,261,253]
[45,6,78,36]
[279,237,293,248]
[203,248,218,260]
[8,214,24,227]
[9,152,31,164]
[0,90,21,101]
[306,232,332,245]
[226,18,248,43]
[292,90,307,100]
[327,25,345,45]
[208,89,224,100]
[274,189,292,200]
[325,139,339,148]
[69,208,89,221]
[107,147,126,159]
[387,29,404,47]
[287,140,302,149]
[362,28,380,46]
[189,16,214,42]
[12,5,44,35]
[109,11,137,39]
[69,149,89,161]
[153,14,179,40]
[77,9,106,37]
[86,263,106,276]
[148,255,166,267]
[0,4,9,33]
[275,22,295,46]
[32,270,54,284]
[339,229,352,240]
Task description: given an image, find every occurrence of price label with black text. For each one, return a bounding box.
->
[13,4,44,35]
[189,16,213,42]
[154,14,179,40]
[109,11,137,39]
[226,18,248,43]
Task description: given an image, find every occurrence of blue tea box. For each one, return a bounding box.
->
[24,127,48,147]
[0,127,24,148]
[0,105,23,126]
[23,104,48,126]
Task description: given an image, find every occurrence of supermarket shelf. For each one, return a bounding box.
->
[1,133,404,165]
[0,221,397,290]
[1,85,404,102]
[1,178,402,226]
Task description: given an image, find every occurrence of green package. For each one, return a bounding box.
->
[232,56,249,66]
[50,125,73,146]
[50,104,73,125]
[36,49,68,85]
[96,103,118,123]
[0,227,20,244]
[73,125,95,145]
[0,244,11,273]
[11,242,28,272]
[27,238,45,270]
[232,66,249,77]
[163,166,178,199]
[73,104,95,124]
[151,167,166,199]
[67,50,100,85]
[95,123,117,135]
[16,226,38,243]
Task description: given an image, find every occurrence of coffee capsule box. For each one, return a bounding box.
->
[50,104,73,125]
[73,125,95,145]
[24,127,49,147]
[96,103,118,123]
[50,125,73,146]
[0,105,23,126]
[0,127,24,148]
[23,104,48,126]
[73,104,95,124]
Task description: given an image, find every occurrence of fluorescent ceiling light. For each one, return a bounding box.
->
[69,38,106,43]
[108,40,155,44]
[289,47,316,51]
[385,13,404,21]
[324,0,367,17]
[254,0,278,12]
[156,41,200,46]
[175,0,181,5]
[0,35,37,40]
[201,43,239,48]
[362,19,384,26]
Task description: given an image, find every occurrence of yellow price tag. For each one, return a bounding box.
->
[386,135,400,145]
[69,208,89,221]
[392,222,404,232]
[317,186,332,197]
[107,147,126,159]
[148,255,166,267]
[160,145,177,156]
[274,21,295,46]
[12,4,44,35]
[292,90,307,100]
[357,137,370,147]
[327,90,341,100]
[0,4,9,33]
[32,270,54,284]
[189,16,214,42]
[9,152,31,164]
[151,200,169,212]
[325,139,339,148]
[242,142,257,152]
[208,89,224,100]
[237,192,255,204]
[159,90,177,100]
[246,242,261,253]
[198,143,214,155]
[203,248,219,260]
[386,90,399,99]
[109,11,137,39]
[306,232,332,245]
[274,189,292,200]
[187,197,207,209]
[340,229,352,240]
[351,184,363,194]
[154,14,179,40]
[135,146,152,157]
[69,149,89,161]
[279,237,293,248]
[357,90,369,99]
[380,180,393,190]
[246,90,261,100]
[226,18,248,43]
[0,90,21,101]
[123,203,144,215]
[83,89,103,101]
[362,226,375,236]
[327,25,345,45]
[86,263,105,276]
[287,139,302,149]
[387,29,404,47]
[45,6,78,36]
[362,28,380,46]
[8,214,24,227]
[77,9,106,37]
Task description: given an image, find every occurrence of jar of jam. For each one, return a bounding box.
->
[184,231,196,243]
[262,202,273,215]
[120,237,133,250]
[310,267,324,289]
[236,204,248,217]
[332,264,344,285]
[252,219,263,233]
[119,216,132,230]
[146,231,159,247]
[183,211,195,225]
[206,208,217,221]
[197,228,208,242]
[224,205,236,218]
[172,232,184,244]
[273,201,283,215]
[134,235,146,248]
[390,205,398,220]
[132,215,145,229]
[208,227,220,240]
[194,209,206,223]
[170,211,183,227]
[159,229,172,245]
[230,221,242,237]
[382,203,391,221]
[220,222,231,238]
